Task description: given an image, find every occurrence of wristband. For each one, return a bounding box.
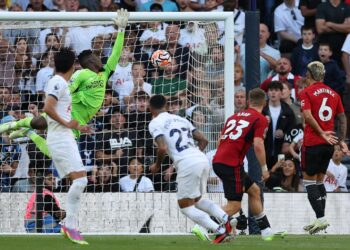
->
[261,164,268,172]
[118,28,125,33]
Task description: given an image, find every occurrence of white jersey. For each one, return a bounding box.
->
[45,75,74,139]
[149,112,206,166]
[324,159,348,192]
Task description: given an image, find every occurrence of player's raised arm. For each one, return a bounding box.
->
[104,9,129,74]
[192,129,208,151]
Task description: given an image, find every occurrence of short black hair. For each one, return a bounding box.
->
[267,81,283,91]
[78,50,93,64]
[319,42,332,52]
[149,94,166,110]
[150,3,163,11]
[45,32,59,44]
[301,25,315,34]
[135,90,150,100]
[54,48,75,73]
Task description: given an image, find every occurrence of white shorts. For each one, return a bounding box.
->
[175,157,210,200]
[47,137,85,179]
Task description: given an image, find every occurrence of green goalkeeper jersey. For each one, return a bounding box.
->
[68,32,125,126]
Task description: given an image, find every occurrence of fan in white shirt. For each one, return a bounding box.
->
[324,145,348,192]
[119,157,154,192]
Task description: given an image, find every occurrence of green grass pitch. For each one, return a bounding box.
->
[1,235,350,250]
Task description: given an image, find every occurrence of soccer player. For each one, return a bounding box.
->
[0,9,129,156]
[148,94,234,244]
[300,61,349,234]
[44,48,89,244]
[212,88,275,241]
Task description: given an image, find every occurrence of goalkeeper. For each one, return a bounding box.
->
[0,9,129,157]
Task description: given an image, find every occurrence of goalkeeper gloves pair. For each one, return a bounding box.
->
[112,8,129,32]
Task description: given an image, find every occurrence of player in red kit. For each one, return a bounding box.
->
[300,61,349,234]
[213,88,275,241]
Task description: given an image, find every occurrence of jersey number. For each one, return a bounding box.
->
[318,98,332,122]
[223,119,250,140]
[170,127,192,152]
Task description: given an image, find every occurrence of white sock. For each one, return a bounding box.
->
[181,205,224,234]
[261,227,272,237]
[65,177,87,229]
[195,199,228,223]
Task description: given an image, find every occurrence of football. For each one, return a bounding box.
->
[151,50,172,68]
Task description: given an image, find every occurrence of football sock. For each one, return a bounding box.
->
[304,180,324,218]
[195,199,228,224]
[27,130,51,158]
[181,206,224,234]
[66,177,88,229]
[254,212,271,231]
[14,117,33,129]
[317,181,327,210]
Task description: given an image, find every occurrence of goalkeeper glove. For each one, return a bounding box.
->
[112,8,129,32]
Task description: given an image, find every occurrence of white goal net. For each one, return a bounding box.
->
[0,12,234,234]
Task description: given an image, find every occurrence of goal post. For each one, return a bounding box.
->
[0,11,235,234]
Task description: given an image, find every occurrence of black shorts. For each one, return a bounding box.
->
[213,162,254,201]
[301,144,334,176]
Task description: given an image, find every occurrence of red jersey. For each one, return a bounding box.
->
[213,108,268,167]
[300,82,344,146]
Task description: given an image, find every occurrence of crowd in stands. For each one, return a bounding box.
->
[0,0,349,194]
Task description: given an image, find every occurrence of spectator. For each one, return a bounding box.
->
[241,23,281,83]
[205,45,224,80]
[14,0,53,10]
[35,48,56,99]
[0,0,7,11]
[209,86,224,126]
[124,30,149,62]
[178,21,207,56]
[261,57,301,101]
[0,87,12,119]
[160,23,190,79]
[299,0,322,29]
[150,2,163,11]
[65,0,79,11]
[266,157,303,192]
[99,0,119,11]
[176,0,198,12]
[223,0,245,45]
[52,0,66,11]
[26,0,50,11]
[140,0,179,12]
[167,96,185,117]
[234,63,244,87]
[94,89,118,131]
[291,26,318,77]
[11,168,35,192]
[234,86,246,113]
[318,42,346,95]
[152,57,187,99]
[24,170,65,233]
[91,35,108,64]
[87,162,119,192]
[0,38,16,88]
[119,157,154,192]
[323,145,348,192]
[96,109,141,176]
[109,47,133,95]
[316,0,350,64]
[274,0,304,56]
[139,21,167,56]
[203,0,224,35]
[189,106,214,151]
[122,62,152,109]
[38,29,62,54]
[263,81,296,168]
[8,3,23,11]
[341,34,350,137]
[281,82,302,125]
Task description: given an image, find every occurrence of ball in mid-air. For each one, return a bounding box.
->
[151,50,172,68]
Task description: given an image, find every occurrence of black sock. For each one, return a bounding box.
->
[306,184,324,218]
[255,214,271,231]
[317,183,327,210]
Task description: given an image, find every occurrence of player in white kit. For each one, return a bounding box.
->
[148,95,234,244]
[43,48,89,245]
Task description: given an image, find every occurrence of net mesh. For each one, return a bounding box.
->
[0,19,226,233]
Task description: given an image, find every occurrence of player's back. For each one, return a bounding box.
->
[149,112,206,165]
[69,68,109,110]
[213,108,268,167]
[300,82,344,146]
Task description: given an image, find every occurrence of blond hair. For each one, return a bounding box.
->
[307,61,325,81]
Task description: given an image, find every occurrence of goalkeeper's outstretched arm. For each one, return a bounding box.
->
[104,9,129,74]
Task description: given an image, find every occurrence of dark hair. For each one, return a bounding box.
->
[78,49,93,64]
[135,90,150,100]
[54,48,75,73]
[319,42,332,52]
[150,3,163,11]
[267,81,283,91]
[167,96,182,106]
[129,157,144,165]
[132,61,146,69]
[45,33,59,44]
[301,25,315,34]
[149,94,166,110]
